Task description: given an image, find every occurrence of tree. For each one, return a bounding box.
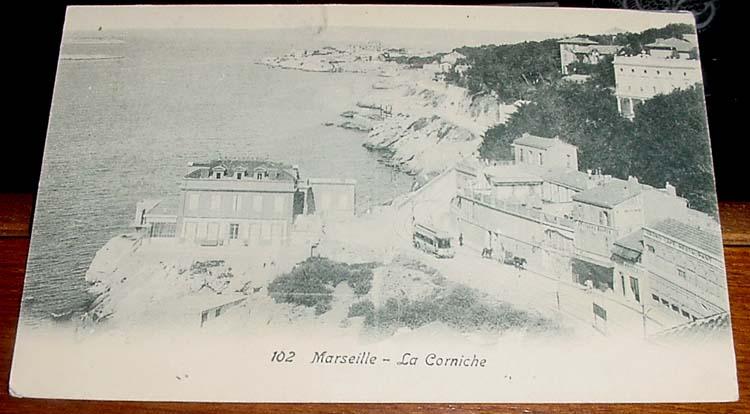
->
[630,86,717,215]
[477,83,716,216]
[453,39,562,101]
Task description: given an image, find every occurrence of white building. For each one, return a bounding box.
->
[613,36,702,119]
[512,133,578,171]
[642,218,727,320]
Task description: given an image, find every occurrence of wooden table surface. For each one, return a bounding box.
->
[0,193,747,413]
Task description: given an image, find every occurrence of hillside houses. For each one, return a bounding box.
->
[558,36,622,75]
[453,134,726,321]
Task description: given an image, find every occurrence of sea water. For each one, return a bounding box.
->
[22,28,417,321]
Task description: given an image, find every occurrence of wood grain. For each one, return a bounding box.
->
[0,194,747,413]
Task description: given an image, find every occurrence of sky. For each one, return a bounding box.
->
[64,5,696,36]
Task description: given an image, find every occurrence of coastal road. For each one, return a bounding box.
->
[388,173,675,339]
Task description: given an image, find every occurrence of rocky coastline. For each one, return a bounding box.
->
[262,44,518,177]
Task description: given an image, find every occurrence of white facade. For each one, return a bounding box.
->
[614,55,702,119]
[642,220,727,320]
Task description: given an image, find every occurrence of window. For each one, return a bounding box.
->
[210,194,221,210]
[660,298,669,306]
[188,193,199,210]
[671,304,679,313]
[519,149,524,162]
[631,68,635,73]
[236,172,242,180]
[629,276,640,302]
[566,154,571,168]
[599,210,610,226]
[619,68,623,72]
[274,195,284,213]
[215,173,222,179]
[538,152,543,165]
[256,172,263,180]
[647,244,655,253]
[229,224,239,239]
[681,309,690,318]
[643,69,647,74]
[253,195,263,212]
[232,195,242,212]
[652,293,660,302]
[656,70,660,75]
[678,269,686,279]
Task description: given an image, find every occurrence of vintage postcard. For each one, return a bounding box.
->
[10,5,738,402]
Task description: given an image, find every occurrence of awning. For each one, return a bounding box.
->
[611,244,641,263]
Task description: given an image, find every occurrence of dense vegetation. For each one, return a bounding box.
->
[445,23,696,99]
[348,286,559,334]
[445,23,714,215]
[478,82,716,215]
[268,257,378,315]
[567,23,697,84]
[585,23,696,56]
[385,53,444,68]
[565,55,615,87]
[445,39,562,101]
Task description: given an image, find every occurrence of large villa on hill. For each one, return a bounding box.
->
[133,159,356,246]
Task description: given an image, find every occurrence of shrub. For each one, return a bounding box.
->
[348,300,376,324]
[365,286,558,334]
[268,257,377,315]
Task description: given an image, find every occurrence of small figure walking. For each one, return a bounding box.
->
[459,233,463,247]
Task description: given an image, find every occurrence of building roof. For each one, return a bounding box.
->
[651,312,730,343]
[647,218,723,257]
[646,37,695,53]
[558,37,598,45]
[483,165,543,185]
[512,133,575,151]
[186,159,296,181]
[612,229,644,262]
[613,54,701,69]
[615,229,645,253]
[541,168,592,191]
[307,177,357,185]
[590,45,622,55]
[455,159,480,177]
[572,177,645,208]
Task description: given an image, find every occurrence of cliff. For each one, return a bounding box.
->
[339,73,518,176]
[261,45,518,177]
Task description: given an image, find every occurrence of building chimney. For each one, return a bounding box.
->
[665,181,676,196]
